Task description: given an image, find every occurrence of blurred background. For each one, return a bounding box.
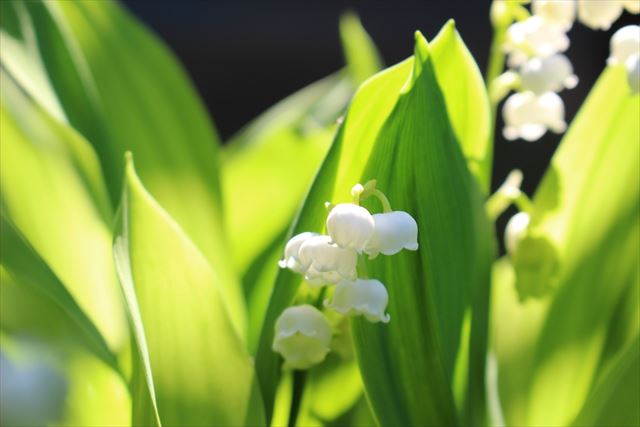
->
[122,1,637,238]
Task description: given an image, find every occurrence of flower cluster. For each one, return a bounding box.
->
[272,181,418,369]
[494,0,639,142]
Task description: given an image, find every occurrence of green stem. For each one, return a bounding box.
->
[288,371,306,427]
[370,189,392,213]
[486,24,507,118]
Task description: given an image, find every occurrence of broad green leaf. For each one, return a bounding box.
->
[430,20,492,193]
[0,1,245,332]
[0,219,116,371]
[254,23,494,424]
[0,70,126,351]
[351,33,494,427]
[113,156,264,427]
[339,13,384,85]
[493,65,640,426]
[571,336,640,427]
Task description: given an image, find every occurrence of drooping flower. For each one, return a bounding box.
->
[505,211,531,256]
[365,211,419,257]
[278,232,319,273]
[519,54,578,94]
[577,0,623,30]
[326,203,375,251]
[326,279,391,323]
[503,91,567,141]
[504,16,570,67]
[622,0,640,14]
[298,235,357,286]
[532,0,576,30]
[272,305,332,370]
[626,54,640,93]
[607,25,640,66]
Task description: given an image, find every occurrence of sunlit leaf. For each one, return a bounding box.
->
[493,65,640,426]
[113,155,265,426]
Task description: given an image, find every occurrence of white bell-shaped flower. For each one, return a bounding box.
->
[278,232,319,273]
[326,279,391,323]
[578,0,623,30]
[505,212,531,256]
[504,16,570,67]
[298,235,357,285]
[607,25,640,66]
[622,0,640,14]
[532,0,576,30]
[272,305,332,370]
[364,211,419,257]
[520,54,578,94]
[627,54,640,93]
[326,203,375,251]
[503,91,567,141]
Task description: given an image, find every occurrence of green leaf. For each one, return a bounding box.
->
[0,218,116,372]
[493,65,640,426]
[430,21,492,193]
[113,155,265,427]
[254,24,494,424]
[0,70,126,352]
[339,13,384,86]
[1,1,245,332]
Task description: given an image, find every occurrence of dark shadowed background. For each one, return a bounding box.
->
[122,0,637,237]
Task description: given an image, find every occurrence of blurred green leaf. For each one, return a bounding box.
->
[113,156,265,427]
[0,219,116,372]
[339,13,384,85]
[1,1,246,333]
[493,65,640,426]
[0,70,126,352]
[430,21,492,192]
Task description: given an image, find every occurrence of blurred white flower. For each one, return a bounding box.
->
[326,279,391,323]
[326,203,375,251]
[621,0,640,14]
[365,211,419,257]
[577,0,623,30]
[503,91,567,141]
[607,25,640,65]
[272,305,332,370]
[532,0,576,30]
[626,54,640,93]
[505,212,531,256]
[520,54,578,94]
[298,235,357,286]
[279,232,319,273]
[504,16,570,67]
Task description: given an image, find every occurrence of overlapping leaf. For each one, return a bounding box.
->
[493,65,640,426]
[113,156,264,426]
[253,23,494,425]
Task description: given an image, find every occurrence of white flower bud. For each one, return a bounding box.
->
[326,203,375,251]
[503,91,567,141]
[504,16,570,67]
[272,305,332,370]
[520,54,578,94]
[326,279,391,323]
[298,235,357,285]
[278,232,319,273]
[627,54,640,93]
[532,0,576,30]
[577,0,623,30]
[622,0,640,14]
[505,212,531,256]
[607,25,640,66]
[364,211,419,257]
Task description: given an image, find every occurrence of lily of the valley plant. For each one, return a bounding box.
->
[0,1,638,427]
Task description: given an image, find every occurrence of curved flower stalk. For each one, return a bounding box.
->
[272,305,332,370]
[502,91,567,141]
[325,279,391,323]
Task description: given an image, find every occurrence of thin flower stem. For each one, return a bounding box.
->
[288,370,306,427]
